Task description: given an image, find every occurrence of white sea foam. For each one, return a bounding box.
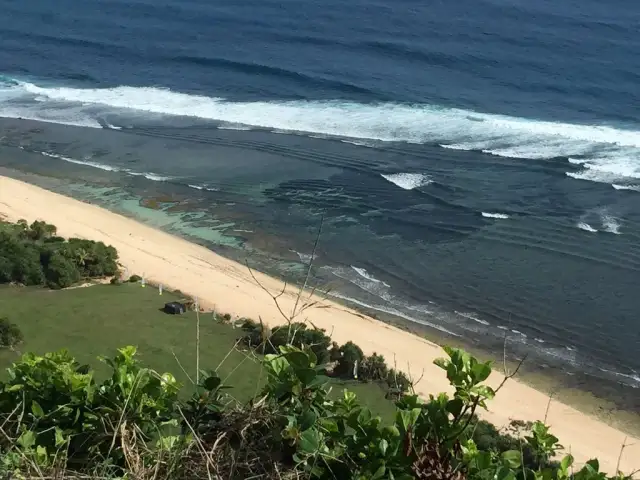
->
[381,173,432,190]
[293,251,315,264]
[4,78,640,187]
[329,291,459,337]
[188,184,220,192]
[454,311,490,326]
[601,214,621,235]
[41,151,170,182]
[481,212,509,219]
[128,171,172,182]
[351,266,391,288]
[41,152,118,172]
[577,222,598,233]
[612,184,640,191]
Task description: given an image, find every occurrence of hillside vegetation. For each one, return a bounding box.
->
[0,219,118,289]
[0,219,631,479]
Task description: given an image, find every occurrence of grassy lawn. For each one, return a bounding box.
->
[0,283,396,419]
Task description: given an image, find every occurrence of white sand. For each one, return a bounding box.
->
[1,175,638,473]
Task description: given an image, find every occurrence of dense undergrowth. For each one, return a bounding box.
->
[0,219,118,289]
[0,341,630,479]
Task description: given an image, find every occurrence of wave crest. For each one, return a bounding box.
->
[381,173,432,190]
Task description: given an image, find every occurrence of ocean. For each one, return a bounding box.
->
[1,0,639,410]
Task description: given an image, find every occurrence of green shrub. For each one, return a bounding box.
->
[44,251,81,289]
[0,318,23,348]
[0,232,45,285]
[359,352,388,382]
[128,274,142,283]
[267,322,332,364]
[386,368,411,394]
[333,341,364,378]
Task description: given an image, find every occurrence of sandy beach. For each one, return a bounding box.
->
[1,175,638,473]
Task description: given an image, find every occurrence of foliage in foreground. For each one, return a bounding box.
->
[0,342,630,480]
[0,219,118,289]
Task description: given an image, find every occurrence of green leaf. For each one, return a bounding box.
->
[18,430,36,449]
[560,454,573,472]
[397,407,421,433]
[299,409,317,431]
[372,463,386,479]
[296,368,317,385]
[7,384,23,392]
[433,358,448,370]
[286,351,311,368]
[585,459,600,472]
[379,439,389,456]
[298,427,322,454]
[474,451,492,470]
[496,466,516,480]
[472,362,492,383]
[358,407,372,425]
[472,385,496,400]
[501,450,522,469]
[446,398,463,417]
[202,375,221,391]
[31,400,44,419]
[54,428,66,448]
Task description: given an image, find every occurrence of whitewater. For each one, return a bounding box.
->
[2,78,640,187]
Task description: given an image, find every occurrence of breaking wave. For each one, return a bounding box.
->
[381,173,432,190]
[481,212,509,219]
[40,152,170,182]
[2,77,640,188]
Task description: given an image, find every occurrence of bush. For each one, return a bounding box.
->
[359,352,388,382]
[333,341,364,378]
[267,322,332,364]
[44,250,81,289]
[0,318,23,348]
[128,274,142,283]
[386,368,411,394]
[240,319,271,349]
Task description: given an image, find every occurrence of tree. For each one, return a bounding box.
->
[28,220,57,241]
[44,251,81,289]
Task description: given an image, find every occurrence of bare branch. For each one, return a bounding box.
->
[292,214,324,319]
[616,436,628,475]
[495,334,527,394]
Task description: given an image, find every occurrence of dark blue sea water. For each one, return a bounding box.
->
[1,0,640,405]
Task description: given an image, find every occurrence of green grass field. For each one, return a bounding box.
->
[0,283,396,418]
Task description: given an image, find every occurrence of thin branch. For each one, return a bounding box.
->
[170,349,195,385]
[292,214,324,319]
[616,436,628,474]
[544,391,555,424]
[245,260,290,323]
[495,335,527,394]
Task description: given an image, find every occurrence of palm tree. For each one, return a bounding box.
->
[75,248,90,267]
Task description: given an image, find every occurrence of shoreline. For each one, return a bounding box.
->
[1,174,638,472]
